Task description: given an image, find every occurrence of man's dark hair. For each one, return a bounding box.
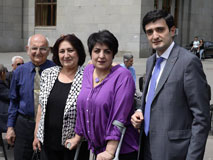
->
[87,30,119,58]
[142,9,174,33]
[52,34,86,66]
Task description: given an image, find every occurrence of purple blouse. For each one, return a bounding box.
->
[75,64,139,154]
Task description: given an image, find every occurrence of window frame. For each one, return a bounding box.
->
[35,0,57,27]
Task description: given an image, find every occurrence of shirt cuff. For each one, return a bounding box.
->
[136,109,142,112]
[7,120,15,128]
[75,127,83,137]
[105,135,120,141]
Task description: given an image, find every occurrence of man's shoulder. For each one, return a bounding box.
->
[43,60,55,69]
[120,63,125,68]
[175,45,197,60]
[146,54,155,62]
[112,65,132,79]
[14,62,32,73]
[169,44,201,70]
[129,66,135,71]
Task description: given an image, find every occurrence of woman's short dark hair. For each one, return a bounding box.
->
[142,9,174,33]
[87,30,119,58]
[52,34,86,66]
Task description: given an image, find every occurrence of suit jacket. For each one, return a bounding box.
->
[139,44,210,160]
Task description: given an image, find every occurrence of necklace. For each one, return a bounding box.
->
[95,77,104,84]
[93,69,110,84]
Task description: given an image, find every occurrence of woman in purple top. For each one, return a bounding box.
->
[68,30,139,160]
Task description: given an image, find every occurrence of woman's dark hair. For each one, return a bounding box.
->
[0,64,7,73]
[142,9,174,33]
[87,30,119,58]
[0,64,7,80]
[52,34,86,66]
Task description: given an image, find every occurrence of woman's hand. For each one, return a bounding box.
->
[97,150,114,160]
[33,137,41,151]
[96,140,118,160]
[65,134,81,150]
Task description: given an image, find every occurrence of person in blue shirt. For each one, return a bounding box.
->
[6,56,24,87]
[120,53,136,84]
[6,34,55,160]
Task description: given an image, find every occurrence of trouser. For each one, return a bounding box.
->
[40,141,90,160]
[14,114,35,160]
[199,49,204,59]
[143,134,152,160]
[119,151,138,160]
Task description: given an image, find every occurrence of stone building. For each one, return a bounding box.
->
[0,0,213,57]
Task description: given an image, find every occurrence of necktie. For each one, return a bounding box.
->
[144,57,164,135]
[34,67,40,119]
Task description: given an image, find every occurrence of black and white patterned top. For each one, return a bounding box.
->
[37,66,84,145]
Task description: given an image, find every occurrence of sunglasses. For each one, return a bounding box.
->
[17,63,24,66]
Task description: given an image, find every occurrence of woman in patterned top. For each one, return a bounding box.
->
[32,34,89,160]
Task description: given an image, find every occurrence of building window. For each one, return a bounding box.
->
[154,0,158,9]
[174,0,179,27]
[35,0,57,26]
[154,0,179,27]
[162,0,171,13]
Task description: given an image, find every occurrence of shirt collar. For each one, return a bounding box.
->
[29,60,49,72]
[156,41,175,59]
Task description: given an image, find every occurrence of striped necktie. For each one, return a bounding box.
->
[34,67,40,119]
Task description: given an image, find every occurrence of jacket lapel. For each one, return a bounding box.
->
[141,55,156,110]
[153,45,179,101]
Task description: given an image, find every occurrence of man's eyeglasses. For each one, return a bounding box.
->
[17,63,24,66]
[30,47,49,53]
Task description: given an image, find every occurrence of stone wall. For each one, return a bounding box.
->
[23,0,142,58]
[0,0,23,52]
[1,0,213,57]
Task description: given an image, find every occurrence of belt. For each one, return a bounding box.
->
[19,113,35,121]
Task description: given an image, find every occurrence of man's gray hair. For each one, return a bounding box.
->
[123,53,133,62]
[27,35,50,47]
[11,56,24,64]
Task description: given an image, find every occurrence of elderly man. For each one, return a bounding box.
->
[120,53,136,84]
[11,56,24,71]
[6,56,24,86]
[6,34,55,160]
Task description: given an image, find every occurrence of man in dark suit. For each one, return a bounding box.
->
[131,10,210,160]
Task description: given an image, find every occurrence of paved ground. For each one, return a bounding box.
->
[0,52,213,159]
